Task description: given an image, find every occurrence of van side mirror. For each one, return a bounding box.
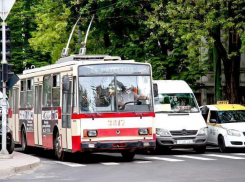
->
[210,119,217,123]
[62,76,70,92]
[153,83,158,97]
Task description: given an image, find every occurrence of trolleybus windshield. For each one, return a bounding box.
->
[78,64,153,113]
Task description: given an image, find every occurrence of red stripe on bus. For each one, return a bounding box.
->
[71,112,155,119]
[85,128,152,137]
[72,136,81,152]
[26,132,35,146]
[42,134,53,149]
[58,107,61,119]
[8,108,12,118]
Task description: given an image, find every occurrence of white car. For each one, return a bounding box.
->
[200,103,245,152]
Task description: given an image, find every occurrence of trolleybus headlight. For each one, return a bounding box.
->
[198,127,207,136]
[139,128,148,135]
[156,128,171,136]
[227,129,241,137]
[87,130,97,137]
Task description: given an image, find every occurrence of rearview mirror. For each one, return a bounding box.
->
[210,119,217,123]
[153,83,158,97]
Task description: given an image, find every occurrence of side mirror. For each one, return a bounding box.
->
[210,119,217,123]
[153,83,158,97]
[62,76,70,92]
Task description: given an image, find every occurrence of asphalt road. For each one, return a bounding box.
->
[3,147,245,182]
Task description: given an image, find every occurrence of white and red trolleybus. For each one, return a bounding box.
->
[8,55,156,160]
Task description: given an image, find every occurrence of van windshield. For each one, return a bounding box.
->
[154,93,199,113]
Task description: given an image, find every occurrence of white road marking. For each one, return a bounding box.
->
[134,161,153,164]
[233,153,245,156]
[144,157,184,162]
[174,155,216,161]
[203,154,245,159]
[54,161,86,167]
[101,162,120,165]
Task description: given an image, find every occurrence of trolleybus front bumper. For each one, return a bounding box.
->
[81,140,155,150]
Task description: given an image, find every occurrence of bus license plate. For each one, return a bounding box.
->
[177,140,194,144]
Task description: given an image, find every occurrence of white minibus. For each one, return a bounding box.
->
[153,80,207,153]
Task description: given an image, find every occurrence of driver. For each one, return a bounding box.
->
[118,86,148,107]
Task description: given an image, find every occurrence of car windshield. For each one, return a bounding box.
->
[154,93,199,113]
[218,110,245,123]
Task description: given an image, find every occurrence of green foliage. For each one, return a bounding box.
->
[4,0,245,100]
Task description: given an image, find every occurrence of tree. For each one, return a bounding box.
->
[6,0,51,74]
[147,0,245,103]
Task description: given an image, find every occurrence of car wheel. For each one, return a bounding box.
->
[121,151,135,161]
[21,128,28,153]
[53,132,65,161]
[194,146,206,154]
[218,136,227,153]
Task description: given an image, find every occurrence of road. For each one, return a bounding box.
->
[3,147,245,182]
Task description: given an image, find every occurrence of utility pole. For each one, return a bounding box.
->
[0,0,16,157]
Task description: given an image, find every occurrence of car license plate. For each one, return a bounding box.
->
[177,140,194,144]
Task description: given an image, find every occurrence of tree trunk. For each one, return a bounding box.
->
[224,29,241,103]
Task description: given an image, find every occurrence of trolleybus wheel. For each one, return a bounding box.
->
[54,132,65,161]
[218,135,227,153]
[21,128,28,153]
[121,151,135,161]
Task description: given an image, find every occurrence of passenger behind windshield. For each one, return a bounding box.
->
[154,93,199,113]
[218,110,245,123]
[118,85,149,107]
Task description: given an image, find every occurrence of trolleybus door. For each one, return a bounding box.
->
[34,85,42,145]
[61,76,72,150]
[12,88,19,142]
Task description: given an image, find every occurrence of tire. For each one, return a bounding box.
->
[194,146,206,154]
[8,137,15,154]
[121,151,135,161]
[218,136,227,153]
[53,132,65,161]
[21,128,28,153]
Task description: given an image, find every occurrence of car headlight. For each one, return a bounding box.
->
[156,128,171,136]
[198,127,207,135]
[227,129,241,137]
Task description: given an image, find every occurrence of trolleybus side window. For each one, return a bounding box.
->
[27,79,34,108]
[20,80,27,108]
[73,77,77,113]
[52,74,60,107]
[43,75,52,107]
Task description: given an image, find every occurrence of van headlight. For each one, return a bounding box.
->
[227,129,241,137]
[156,128,171,136]
[198,127,207,135]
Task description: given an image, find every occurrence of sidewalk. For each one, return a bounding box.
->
[0,151,40,179]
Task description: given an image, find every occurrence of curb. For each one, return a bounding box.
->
[0,156,41,178]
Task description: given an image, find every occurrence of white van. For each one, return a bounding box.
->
[153,80,207,153]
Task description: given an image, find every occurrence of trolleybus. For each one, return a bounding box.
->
[8,54,156,160]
